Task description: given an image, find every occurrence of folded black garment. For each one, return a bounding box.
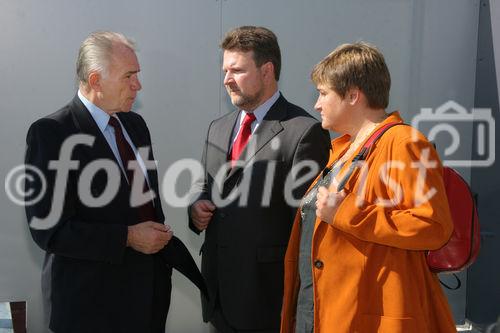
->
[157,236,208,299]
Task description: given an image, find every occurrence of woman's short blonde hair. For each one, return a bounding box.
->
[311,42,391,109]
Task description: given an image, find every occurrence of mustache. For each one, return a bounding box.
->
[225,84,240,93]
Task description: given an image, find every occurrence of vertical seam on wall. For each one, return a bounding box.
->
[218,0,223,115]
[472,0,482,108]
[408,0,425,114]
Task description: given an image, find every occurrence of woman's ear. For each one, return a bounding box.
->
[347,88,361,105]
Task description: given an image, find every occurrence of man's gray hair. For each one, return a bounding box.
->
[76,31,136,85]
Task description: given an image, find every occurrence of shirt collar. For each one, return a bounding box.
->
[242,89,280,122]
[78,90,111,133]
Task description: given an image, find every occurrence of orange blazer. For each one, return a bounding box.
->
[280,112,456,333]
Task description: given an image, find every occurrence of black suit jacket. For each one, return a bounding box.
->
[25,96,205,333]
[189,94,330,330]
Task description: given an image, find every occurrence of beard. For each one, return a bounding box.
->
[227,87,265,111]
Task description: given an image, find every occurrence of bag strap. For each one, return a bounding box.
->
[439,273,462,290]
[337,122,403,191]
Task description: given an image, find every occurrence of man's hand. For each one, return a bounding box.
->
[191,200,216,231]
[127,221,173,254]
[315,178,347,224]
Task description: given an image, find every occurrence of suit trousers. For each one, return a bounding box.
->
[210,296,279,333]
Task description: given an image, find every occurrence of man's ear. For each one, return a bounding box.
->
[261,62,275,81]
[88,72,102,92]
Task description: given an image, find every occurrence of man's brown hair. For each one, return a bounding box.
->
[311,42,391,109]
[221,26,281,81]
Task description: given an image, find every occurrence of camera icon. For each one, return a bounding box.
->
[411,100,495,167]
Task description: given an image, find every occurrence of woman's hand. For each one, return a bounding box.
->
[316,179,347,224]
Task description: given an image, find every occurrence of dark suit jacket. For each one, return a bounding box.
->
[25,96,205,333]
[189,94,330,330]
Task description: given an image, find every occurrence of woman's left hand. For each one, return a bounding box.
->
[316,181,347,224]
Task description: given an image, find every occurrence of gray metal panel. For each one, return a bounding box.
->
[0,1,219,332]
[411,0,480,325]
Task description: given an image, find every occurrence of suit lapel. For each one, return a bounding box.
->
[211,110,240,172]
[117,113,163,216]
[118,113,159,191]
[225,95,287,181]
[118,113,148,149]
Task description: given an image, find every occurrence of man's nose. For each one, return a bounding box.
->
[132,76,142,91]
[223,72,233,85]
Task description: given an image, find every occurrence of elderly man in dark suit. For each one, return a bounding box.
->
[25,31,205,333]
[189,26,331,333]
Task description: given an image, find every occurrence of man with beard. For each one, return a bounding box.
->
[189,26,330,333]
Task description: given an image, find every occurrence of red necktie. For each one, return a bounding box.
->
[108,116,157,222]
[230,112,256,165]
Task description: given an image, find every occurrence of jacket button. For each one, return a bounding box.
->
[219,212,226,218]
[314,259,323,269]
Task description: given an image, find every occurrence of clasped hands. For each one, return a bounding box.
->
[315,177,347,224]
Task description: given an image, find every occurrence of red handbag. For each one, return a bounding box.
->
[426,166,480,273]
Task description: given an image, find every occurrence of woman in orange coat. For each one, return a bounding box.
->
[280,42,456,333]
